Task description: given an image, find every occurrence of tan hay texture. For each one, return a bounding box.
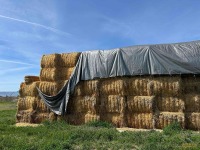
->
[183,76,200,94]
[33,113,50,123]
[127,96,155,113]
[185,95,200,112]
[68,95,99,114]
[101,113,126,127]
[155,112,185,129]
[40,67,74,81]
[100,78,126,95]
[147,77,182,96]
[156,97,185,112]
[41,53,60,68]
[127,113,153,129]
[126,77,149,96]
[36,98,49,113]
[19,81,40,97]
[59,52,81,67]
[185,113,200,130]
[24,76,40,84]
[39,81,66,96]
[17,96,37,111]
[16,110,34,123]
[101,95,126,113]
[73,80,99,96]
[84,113,100,123]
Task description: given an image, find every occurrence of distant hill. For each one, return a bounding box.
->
[0,91,19,97]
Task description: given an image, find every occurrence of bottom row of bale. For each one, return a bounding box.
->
[16,95,200,130]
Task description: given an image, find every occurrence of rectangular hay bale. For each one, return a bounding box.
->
[185,94,200,112]
[41,53,60,68]
[19,81,40,97]
[127,96,155,113]
[185,113,200,130]
[59,52,81,67]
[17,96,37,111]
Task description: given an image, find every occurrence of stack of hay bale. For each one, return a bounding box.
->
[16,52,80,123]
[184,76,200,130]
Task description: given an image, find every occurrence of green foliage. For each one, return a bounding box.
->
[1,102,200,150]
[85,120,114,128]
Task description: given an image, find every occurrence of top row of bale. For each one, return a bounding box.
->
[41,52,81,68]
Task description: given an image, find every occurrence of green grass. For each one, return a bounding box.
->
[0,102,200,150]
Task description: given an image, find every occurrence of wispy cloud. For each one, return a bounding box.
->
[0,66,33,75]
[0,14,71,36]
[0,59,36,66]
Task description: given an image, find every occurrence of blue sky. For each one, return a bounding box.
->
[0,0,200,91]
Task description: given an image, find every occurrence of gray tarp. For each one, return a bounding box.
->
[37,40,200,115]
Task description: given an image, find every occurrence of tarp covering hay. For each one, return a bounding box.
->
[17,40,200,130]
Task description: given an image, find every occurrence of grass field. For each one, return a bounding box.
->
[0,101,200,150]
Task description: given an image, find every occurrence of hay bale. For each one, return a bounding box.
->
[38,81,66,96]
[156,97,185,112]
[100,78,126,95]
[127,96,155,113]
[155,112,185,129]
[41,53,60,68]
[185,113,200,130]
[100,113,126,127]
[85,113,100,123]
[49,112,57,121]
[126,77,149,96]
[127,113,153,129]
[24,76,40,84]
[68,95,99,114]
[183,76,200,94]
[16,110,35,123]
[17,96,37,111]
[66,113,85,125]
[60,52,81,67]
[36,98,49,113]
[73,80,99,96]
[185,94,200,112]
[100,95,126,113]
[147,76,182,96]
[40,67,74,81]
[33,113,49,123]
[19,81,40,97]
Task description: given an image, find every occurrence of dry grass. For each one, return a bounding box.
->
[183,76,200,94]
[19,81,40,97]
[59,52,81,67]
[100,113,126,127]
[17,96,37,111]
[41,53,60,68]
[127,96,155,113]
[84,113,100,123]
[24,76,40,84]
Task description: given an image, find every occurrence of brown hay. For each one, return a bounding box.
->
[101,113,126,127]
[147,76,182,96]
[40,67,74,81]
[59,52,81,67]
[126,77,149,96]
[66,113,85,125]
[17,96,37,111]
[127,96,155,113]
[155,112,185,129]
[41,53,60,68]
[185,113,200,130]
[182,76,200,94]
[127,113,153,129]
[33,113,49,123]
[49,112,57,121]
[38,81,66,96]
[73,80,99,96]
[156,97,185,112]
[85,113,100,123]
[36,98,49,113]
[185,94,200,112]
[19,81,40,97]
[100,95,126,113]
[24,76,40,84]
[16,109,35,123]
[68,95,99,114]
[100,78,126,95]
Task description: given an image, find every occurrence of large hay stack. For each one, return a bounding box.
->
[17,52,200,130]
